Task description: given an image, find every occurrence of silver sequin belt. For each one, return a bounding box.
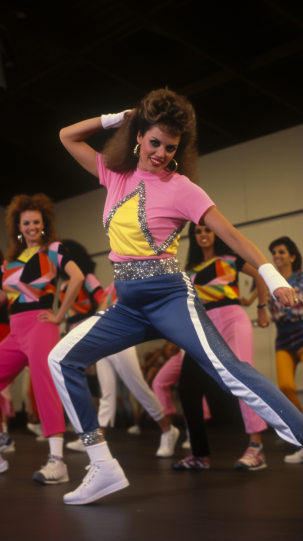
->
[114,258,182,280]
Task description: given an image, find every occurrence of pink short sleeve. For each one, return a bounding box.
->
[173,177,215,225]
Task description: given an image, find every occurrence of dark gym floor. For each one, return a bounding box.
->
[1,423,302,541]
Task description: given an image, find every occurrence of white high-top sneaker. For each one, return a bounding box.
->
[63,459,129,505]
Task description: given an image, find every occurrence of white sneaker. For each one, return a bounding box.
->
[156,425,180,458]
[27,423,43,438]
[127,425,142,435]
[182,438,191,449]
[0,433,15,453]
[63,459,129,505]
[0,459,9,473]
[33,455,69,484]
[284,447,303,464]
[66,438,86,452]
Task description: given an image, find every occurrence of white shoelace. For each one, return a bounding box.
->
[82,463,101,486]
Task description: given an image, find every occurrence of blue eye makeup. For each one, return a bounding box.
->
[150,138,177,153]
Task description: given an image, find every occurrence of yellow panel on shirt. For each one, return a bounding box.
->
[108,193,179,257]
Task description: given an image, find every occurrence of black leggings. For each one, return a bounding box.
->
[179,353,243,457]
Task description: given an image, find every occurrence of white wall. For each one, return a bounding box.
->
[198,124,303,224]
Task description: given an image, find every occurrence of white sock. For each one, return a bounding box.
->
[49,437,64,458]
[86,441,113,463]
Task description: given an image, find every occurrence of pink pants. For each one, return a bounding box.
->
[152,351,211,419]
[0,310,65,437]
[207,305,268,434]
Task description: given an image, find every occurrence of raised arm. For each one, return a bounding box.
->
[204,207,296,308]
[59,110,131,178]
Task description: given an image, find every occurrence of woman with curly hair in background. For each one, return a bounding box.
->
[49,87,302,505]
[0,194,84,481]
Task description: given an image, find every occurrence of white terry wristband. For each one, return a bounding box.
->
[258,263,291,299]
[101,110,131,129]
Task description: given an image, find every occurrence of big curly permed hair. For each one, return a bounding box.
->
[5,193,60,262]
[103,88,199,183]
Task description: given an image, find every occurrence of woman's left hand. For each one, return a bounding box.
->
[257,308,270,328]
[37,310,60,325]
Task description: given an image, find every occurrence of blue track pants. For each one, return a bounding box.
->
[49,272,303,447]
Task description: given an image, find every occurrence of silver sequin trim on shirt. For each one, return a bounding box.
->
[114,258,181,280]
[79,428,104,446]
[105,181,186,256]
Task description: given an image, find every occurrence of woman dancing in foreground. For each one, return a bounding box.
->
[49,88,303,505]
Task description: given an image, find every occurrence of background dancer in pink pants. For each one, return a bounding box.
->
[152,347,211,449]
[49,88,302,506]
[0,194,84,482]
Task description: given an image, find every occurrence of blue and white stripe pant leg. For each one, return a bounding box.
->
[48,271,303,447]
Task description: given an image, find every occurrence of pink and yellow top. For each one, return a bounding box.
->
[97,153,215,262]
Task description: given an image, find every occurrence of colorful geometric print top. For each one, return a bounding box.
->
[0,242,70,316]
[268,271,303,333]
[60,273,106,325]
[96,153,215,263]
[187,254,245,311]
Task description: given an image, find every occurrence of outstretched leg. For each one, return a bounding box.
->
[48,304,158,505]
[142,272,303,448]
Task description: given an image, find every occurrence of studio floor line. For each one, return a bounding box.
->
[1,424,302,541]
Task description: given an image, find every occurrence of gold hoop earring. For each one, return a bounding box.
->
[167,159,178,173]
[41,230,45,236]
[134,144,140,158]
[17,234,23,243]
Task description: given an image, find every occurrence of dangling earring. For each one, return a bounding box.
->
[134,144,140,158]
[17,234,23,243]
[167,159,178,173]
[41,230,45,236]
